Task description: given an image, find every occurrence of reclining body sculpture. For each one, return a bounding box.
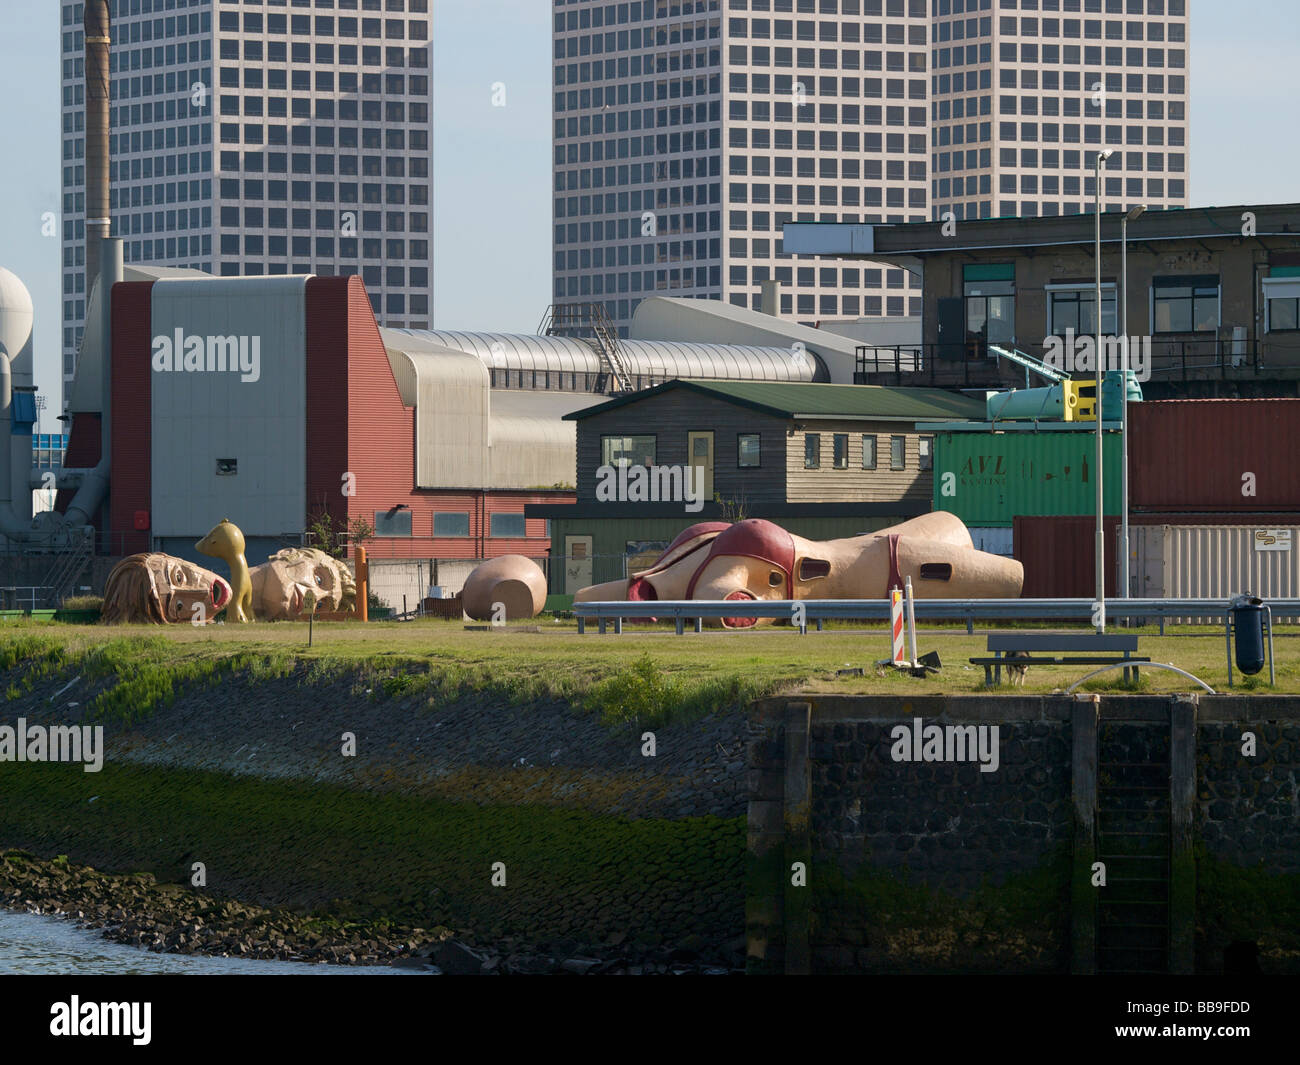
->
[575,512,1023,628]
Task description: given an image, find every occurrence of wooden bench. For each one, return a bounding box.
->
[970,632,1150,687]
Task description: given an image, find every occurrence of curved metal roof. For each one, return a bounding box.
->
[390,329,817,382]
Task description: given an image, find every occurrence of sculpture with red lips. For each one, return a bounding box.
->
[575,512,1023,628]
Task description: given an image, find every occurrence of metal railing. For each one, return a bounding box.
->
[573,597,1300,635]
[855,338,1300,389]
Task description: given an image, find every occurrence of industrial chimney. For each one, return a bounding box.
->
[84,0,112,293]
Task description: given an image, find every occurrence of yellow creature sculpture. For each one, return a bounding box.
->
[196,519,254,623]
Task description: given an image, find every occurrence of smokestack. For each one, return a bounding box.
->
[760,279,781,317]
[84,0,112,295]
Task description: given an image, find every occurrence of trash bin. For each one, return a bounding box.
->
[1231,594,1266,676]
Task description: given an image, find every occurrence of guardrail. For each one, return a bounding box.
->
[573,598,1300,635]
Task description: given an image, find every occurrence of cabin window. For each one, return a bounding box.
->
[490,513,527,538]
[738,433,761,467]
[374,509,412,537]
[862,434,877,470]
[804,433,821,469]
[890,436,906,470]
[601,434,656,468]
[833,434,848,469]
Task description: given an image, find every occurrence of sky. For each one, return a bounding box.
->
[0,0,1296,431]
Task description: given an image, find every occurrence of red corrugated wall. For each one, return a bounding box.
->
[304,276,573,560]
[1014,515,1119,599]
[1131,399,1300,512]
[109,281,155,556]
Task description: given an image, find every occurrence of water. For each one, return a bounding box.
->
[0,909,408,975]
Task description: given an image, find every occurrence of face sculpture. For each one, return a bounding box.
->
[248,547,356,620]
[575,512,1024,628]
[102,553,233,624]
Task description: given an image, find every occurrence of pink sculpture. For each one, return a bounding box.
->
[575,513,1023,628]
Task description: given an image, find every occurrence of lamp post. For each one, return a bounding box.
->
[1094,149,1113,633]
[1119,203,1146,602]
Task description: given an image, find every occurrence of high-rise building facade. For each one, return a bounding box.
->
[553,0,1189,334]
[931,0,1189,224]
[59,0,434,406]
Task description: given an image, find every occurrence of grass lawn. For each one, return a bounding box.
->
[3,617,1296,717]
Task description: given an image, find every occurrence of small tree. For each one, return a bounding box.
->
[306,509,345,558]
[347,515,374,551]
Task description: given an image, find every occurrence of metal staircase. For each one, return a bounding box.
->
[42,533,94,608]
[987,343,1070,385]
[1094,718,1172,974]
[538,302,634,393]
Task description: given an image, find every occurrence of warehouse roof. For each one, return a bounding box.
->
[565,379,986,422]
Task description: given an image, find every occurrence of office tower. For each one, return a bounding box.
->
[931,0,1190,223]
[553,0,1189,334]
[59,0,434,407]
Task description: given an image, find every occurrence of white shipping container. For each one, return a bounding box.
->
[1131,524,1300,622]
[970,527,1015,557]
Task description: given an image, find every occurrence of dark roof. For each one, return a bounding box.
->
[564,378,986,422]
[786,202,1300,260]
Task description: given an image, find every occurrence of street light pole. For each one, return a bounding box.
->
[1094,149,1113,634]
[1119,203,1146,602]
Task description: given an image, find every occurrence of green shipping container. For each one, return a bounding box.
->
[933,430,1120,528]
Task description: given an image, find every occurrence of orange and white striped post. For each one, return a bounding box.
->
[890,587,906,666]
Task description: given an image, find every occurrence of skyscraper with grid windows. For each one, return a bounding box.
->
[552,0,1188,335]
[59,0,434,408]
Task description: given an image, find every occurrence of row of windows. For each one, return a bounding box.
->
[988,0,1186,15]
[731,292,922,317]
[726,17,924,42]
[804,433,932,471]
[555,2,719,32]
[995,96,1186,120]
[216,154,431,185]
[729,45,924,70]
[995,16,1186,39]
[218,124,427,149]
[220,42,426,68]
[374,511,530,540]
[556,269,720,297]
[217,96,430,123]
[730,101,927,127]
[944,70,1183,95]
[215,177,428,215]
[217,68,430,95]
[216,12,429,39]
[729,184,928,208]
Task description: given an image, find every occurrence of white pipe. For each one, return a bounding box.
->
[0,356,34,538]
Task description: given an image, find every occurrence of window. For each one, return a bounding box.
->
[919,437,933,472]
[374,508,412,536]
[1153,275,1219,334]
[862,434,877,470]
[433,512,470,537]
[490,513,527,538]
[804,434,821,469]
[1264,272,1300,332]
[738,433,761,468]
[1048,284,1117,335]
[963,263,1015,353]
[890,436,906,471]
[601,434,655,468]
[833,434,848,469]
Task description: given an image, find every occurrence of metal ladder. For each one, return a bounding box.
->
[1094,718,1172,974]
[42,533,94,608]
[538,302,634,393]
